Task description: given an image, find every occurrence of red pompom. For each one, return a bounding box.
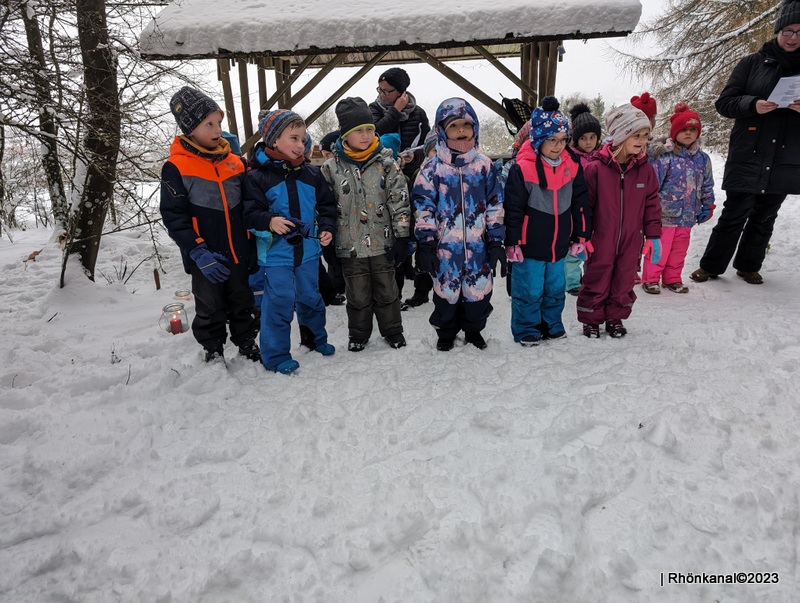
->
[673,102,690,113]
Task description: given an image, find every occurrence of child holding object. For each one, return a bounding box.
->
[412,97,505,351]
[642,103,715,294]
[243,110,337,374]
[160,86,259,363]
[577,104,662,338]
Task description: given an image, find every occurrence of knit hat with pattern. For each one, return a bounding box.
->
[605,104,651,146]
[169,86,223,135]
[528,96,570,152]
[259,109,305,149]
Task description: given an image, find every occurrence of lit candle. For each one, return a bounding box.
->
[170,315,182,334]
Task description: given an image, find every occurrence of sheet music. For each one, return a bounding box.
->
[767,75,800,108]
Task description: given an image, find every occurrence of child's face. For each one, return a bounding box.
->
[188,111,224,151]
[622,128,650,158]
[344,126,375,152]
[675,127,699,147]
[576,132,598,154]
[539,133,568,160]
[445,119,474,142]
[273,123,307,161]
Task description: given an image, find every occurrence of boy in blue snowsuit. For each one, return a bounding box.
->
[243,110,337,374]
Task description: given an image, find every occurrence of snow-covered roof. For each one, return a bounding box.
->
[139,0,643,60]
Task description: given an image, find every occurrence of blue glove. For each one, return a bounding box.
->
[189,243,230,284]
[387,237,410,266]
[487,240,507,277]
[416,240,439,275]
[697,203,716,224]
[643,238,661,265]
[284,217,313,246]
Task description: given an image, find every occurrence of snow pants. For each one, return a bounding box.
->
[699,191,786,274]
[191,262,258,352]
[342,255,403,340]
[260,260,327,369]
[642,226,691,285]
[430,292,493,339]
[511,258,566,341]
[577,244,639,325]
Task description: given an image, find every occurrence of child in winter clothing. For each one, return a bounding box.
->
[243,109,337,374]
[641,103,715,294]
[160,86,259,363]
[412,97,505,351]
[577,104,662,338]
[565,102,603,295]
[504,97,591,346]
[321,97,411,352]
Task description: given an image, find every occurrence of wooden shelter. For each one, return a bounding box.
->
[139,0,643,152]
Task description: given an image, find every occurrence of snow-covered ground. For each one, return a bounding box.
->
[2,153,799,602]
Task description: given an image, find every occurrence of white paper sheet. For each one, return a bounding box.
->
[767,75,800,107]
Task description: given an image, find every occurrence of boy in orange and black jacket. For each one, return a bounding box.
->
[160,86,259,363]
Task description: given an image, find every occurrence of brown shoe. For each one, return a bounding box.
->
[690,268,718,282]
[664,282,689,293]
[736,270,763,284]
[642,281,661,294]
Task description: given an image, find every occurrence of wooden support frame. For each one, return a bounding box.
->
[217,59,238,136]
[412,50,506,120]
[472,45,538,104]
[257,58,268,109]
[545,41,560,97]
[237,59,254,141]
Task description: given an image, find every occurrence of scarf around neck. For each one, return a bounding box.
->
[343,136,381,164]
[763,38,800,75]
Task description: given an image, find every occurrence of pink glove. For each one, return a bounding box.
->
[506,245,524,263]
[569,240,593,258]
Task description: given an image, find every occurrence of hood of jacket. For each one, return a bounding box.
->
[433,97,480,167]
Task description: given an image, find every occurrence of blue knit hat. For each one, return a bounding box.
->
[259,109,304,149]
[529,96,570,152]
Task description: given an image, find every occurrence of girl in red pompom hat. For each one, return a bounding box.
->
[641,102,715,294]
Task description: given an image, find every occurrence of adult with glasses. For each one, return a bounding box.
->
[370,67,431,179]
[691,0,800,286]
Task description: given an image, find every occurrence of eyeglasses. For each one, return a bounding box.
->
[781,28,800,38]
[544,136,568,146]
[376,87,396,96]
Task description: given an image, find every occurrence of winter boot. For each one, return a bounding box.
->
[690,267,718,282]
[664,282,689,293]
[583,324,600,339]
[605,320,627,338]
[348,338,369,352]
[736,270,763,285]
[204,348,224,362]
[464,331,487,350]
[642,282,661,294]
[520,334,542,347]
[385,333,407,349]
[299,325,316,350]
[436,336,455,352]
[238,340,261,362]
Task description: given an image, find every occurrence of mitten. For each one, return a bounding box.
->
[569,239,594,259]
[487,241,507,277]
[643,238,662,264]
[387,237,410,266]
[284,217,313,246]
[189,243,230,284]
[416,240,439,275]
[506,245,524,263]
[697,203,716,224]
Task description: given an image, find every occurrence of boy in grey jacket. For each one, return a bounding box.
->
[321,97,411,352]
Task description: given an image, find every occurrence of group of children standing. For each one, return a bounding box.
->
[160,80,715,374]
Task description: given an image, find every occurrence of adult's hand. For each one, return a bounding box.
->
[788,101,800,114]
[394,92,409,112]
[755,100,778,114]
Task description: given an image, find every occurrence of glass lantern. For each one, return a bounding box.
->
[159,302,190,334]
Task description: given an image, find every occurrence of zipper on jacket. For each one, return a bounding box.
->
[617,171,624,255]
[551,164,558,263]
[459,167,467,277]
[215,165,240,265]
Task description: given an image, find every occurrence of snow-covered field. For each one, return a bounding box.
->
[2,154,799,602]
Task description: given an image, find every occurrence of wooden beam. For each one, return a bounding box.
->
[412,50,506,120]
[257,58,268,108]
[304,51,389,127]
[284,53,347,109]
[217,59,238,137]
[237,59,253,141]
[472,44,538,104]
[537,42,549,104]
[546,41,560,97]
[258,55,315,115]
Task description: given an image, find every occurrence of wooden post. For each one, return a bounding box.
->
[237,59,254,141]
[546,41,559,97]
[257,57,268,109]
[537,42,549,104]
[217,58,238,137]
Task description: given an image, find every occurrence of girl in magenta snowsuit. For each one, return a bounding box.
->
[577,104,662,338]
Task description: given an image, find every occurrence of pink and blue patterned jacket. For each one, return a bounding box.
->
[651,139,715,228]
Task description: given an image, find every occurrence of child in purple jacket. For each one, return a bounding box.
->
[641,103,715,294]
[577,104,662,338]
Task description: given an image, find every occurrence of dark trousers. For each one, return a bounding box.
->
[430,292,493,340]
[322,244,345,296]
[700,191,786,274]
[343,255,402,340]
[190,262,258,352]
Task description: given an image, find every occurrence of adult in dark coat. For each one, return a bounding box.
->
[692,1,800,285]
[369,67,431,179]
